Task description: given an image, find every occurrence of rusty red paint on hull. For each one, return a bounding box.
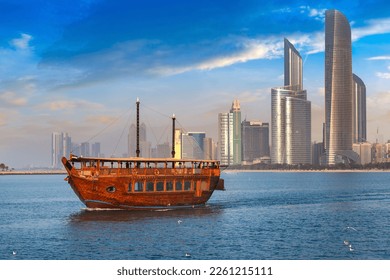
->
[62,155,224,210]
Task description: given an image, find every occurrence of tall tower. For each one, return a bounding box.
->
[51,132,71,169]
[218,112,233,165]
[218,100,241,165]
[325,10,354,165]
[128,122,149,157]
[230,100,242,165]
[51,132,63,169]
[284,38,303,89]
[352,74,367,143]
[271,39,311,165]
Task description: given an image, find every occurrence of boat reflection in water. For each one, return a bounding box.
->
[68,204,222,223]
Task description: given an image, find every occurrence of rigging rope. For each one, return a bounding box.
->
[111,106,134,156]
[71,102,135,155]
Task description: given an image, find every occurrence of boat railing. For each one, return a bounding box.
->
[72,157,220,177]
[81,167,214,177]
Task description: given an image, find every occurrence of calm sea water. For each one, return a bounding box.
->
[1,172,390,260]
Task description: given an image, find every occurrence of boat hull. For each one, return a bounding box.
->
[63,156,223,210]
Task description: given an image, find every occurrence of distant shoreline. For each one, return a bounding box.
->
[2,169,390,175]
[223,169,390,173]
[0,170,67,175]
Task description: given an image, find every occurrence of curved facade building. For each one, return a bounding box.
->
[271,86,311,164]
[271,39,311,165]
[352,74,367,143]
[325,10,353,165]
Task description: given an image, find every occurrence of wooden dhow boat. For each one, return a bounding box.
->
[62,99,224,210]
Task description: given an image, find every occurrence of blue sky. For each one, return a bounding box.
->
[1,0,390,168]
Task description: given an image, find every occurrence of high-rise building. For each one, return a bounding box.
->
[218,100,242,165]
[51,132,63,169]
[174,129,182,159]
[156,142,170,158]
[271,39,311,165]
[352,142,372,165]
[51,132,71,169]
[325,10,358,165]
[372,143,386,163]
[218,112,232,165]
[63,133,71,159]
[128,122,150,157]
[312,142,324,166]
[181,134,196,159]
[203,137,215,160]
[91,142,101,157]
[353,74,367,143]
[284,38,302,89]
[241,120,270,163]
[80,142,90,157]
[180,132,207,160]
[230,100,242,165]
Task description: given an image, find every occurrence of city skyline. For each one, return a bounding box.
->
[1,1,390,168]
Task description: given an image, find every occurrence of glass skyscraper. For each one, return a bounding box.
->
[51,132,71,169]
[271,39,311,164]
[128,122,150,157]
[218,100,241,166]
[241,121,270,162]
[325,10,357,165]
[352,73,367,143]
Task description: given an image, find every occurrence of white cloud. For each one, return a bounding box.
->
[196,39,282,70]
[85,115,118,124]
[0,92,28,107]
[10,33,33,50]
[299,6,326,21]
[39,100,104,111]
[46,13,390,81]
[367,56,390,60]
[288,32,325,54]
[376,72,390,79]
[151,14,390,76]
[375,66,390,79]
[352,18,390,41]
[308,8,326,20]
[150,37,283,75]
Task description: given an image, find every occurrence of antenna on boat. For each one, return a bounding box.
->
[171,113,176,159]
[136,97,140,158]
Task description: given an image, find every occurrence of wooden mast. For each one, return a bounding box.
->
[136,97,140,158]
[171,114,176,159]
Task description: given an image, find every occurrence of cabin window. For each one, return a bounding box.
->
[175,181,183,191]
[156,181,164,191]
[106,186,116,193]
[166,181,173,191]
[184,181,192,191]
[127,182,132,192]
[146,181,154,192]
[134,181,143,192]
